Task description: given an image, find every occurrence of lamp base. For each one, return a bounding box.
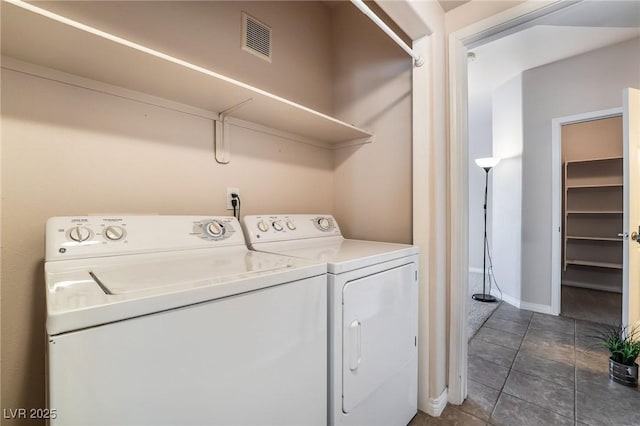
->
[472,293,497,303]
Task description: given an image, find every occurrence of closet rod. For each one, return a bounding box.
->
[350,0,424,67]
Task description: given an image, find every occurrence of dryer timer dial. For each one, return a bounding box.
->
[317,218,331,231]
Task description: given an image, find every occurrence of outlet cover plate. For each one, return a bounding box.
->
[226,187,240,210]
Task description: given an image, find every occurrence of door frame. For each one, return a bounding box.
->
[447,0,578,406]
[550,107,623,316]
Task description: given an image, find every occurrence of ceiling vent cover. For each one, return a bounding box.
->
[242,12,272,62]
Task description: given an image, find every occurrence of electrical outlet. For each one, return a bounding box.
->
[226,187,240,210]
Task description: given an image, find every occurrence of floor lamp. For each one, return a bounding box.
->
[472,157,501,303]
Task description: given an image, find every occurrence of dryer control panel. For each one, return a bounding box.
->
[46,215,243,261]
[243,214,342,244]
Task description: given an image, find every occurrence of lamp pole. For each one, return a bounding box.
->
[472,157,500,303]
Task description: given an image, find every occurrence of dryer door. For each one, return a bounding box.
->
[342,263,416,413]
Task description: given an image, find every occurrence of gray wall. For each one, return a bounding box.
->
[521,37,640,306]
[468,93,494,271]
[492,75,523,302]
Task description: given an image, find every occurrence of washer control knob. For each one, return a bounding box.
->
[68,226,92,242]
[206,221,224,237]
[286,220,296,231]
[257,220,269,232]
[104,225,126,241]
[273,220,284,232]
[317,217,331,231]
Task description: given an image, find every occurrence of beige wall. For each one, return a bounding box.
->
[1,1,417,420]
[2,1,337,420]
[331,2,413,244]
[36,1,334,114]
[562,116,623,162]
[1,68,334,422]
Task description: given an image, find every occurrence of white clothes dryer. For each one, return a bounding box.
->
[45,215,327,426]
[242,214,419,426]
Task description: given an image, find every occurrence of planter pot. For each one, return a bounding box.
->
[609,357,639,387]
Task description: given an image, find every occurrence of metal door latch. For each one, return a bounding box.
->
[622,227,640,243]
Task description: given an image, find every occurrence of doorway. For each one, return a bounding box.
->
[552,110,624,325]
[449,0,640,405]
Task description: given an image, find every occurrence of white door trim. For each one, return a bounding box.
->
[447,32,469,406]
[550,107,623,316]
[447,0,571,406]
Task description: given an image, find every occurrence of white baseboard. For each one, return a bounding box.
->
[490,289,554,315]
[520,300,554,315]
[494,291,519,309]
[424,387,448,417]
[469,267,484,274]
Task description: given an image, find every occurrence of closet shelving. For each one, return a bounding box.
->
[0,0,373,151]
[563,156,624,272]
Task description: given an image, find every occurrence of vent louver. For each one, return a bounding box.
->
[242,12,272,62]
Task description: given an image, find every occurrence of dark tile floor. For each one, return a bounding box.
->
[561,285,622,325]
[408,302,640,425]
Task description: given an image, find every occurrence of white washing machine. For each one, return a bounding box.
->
[242,214,419,426]
[45,215,327,426]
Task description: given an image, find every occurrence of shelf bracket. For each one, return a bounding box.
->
[214,98,253,164]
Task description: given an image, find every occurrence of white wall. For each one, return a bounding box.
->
[521,37,640,306]
[468,93,493,271]
[491,74,523,302]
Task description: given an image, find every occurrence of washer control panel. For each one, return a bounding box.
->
[46,216,243,261]
[242,214,342,244]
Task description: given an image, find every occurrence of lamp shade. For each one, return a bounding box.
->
[474,157,501,169]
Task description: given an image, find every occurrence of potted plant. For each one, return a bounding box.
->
[599,324,640,387]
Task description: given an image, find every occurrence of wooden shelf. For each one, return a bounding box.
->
[565,156,623,164]
[565,260,623,270]
[563,145,623,274]
[0,0,373,149]
[566,183,623,189]
[566,236,622,242]
[566,210,623,214]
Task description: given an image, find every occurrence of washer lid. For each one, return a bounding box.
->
[45,247,325,335]
[251,238,418,274]
[90,250,294,295]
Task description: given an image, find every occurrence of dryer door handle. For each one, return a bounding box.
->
[349,320,362,371]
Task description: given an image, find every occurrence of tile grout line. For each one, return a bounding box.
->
[494,315,577,423]
[489,392,576,425]
[473,330,525,352]
[500,365,579,420]
[487,309,533,423]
